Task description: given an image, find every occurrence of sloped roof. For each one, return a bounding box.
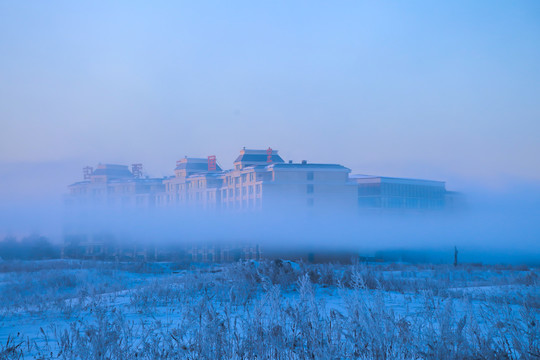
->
[68,180,90,187]
[175,159,222,172]
[92,165,132,178]
[234,154,284,164]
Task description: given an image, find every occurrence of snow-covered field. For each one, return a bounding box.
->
[0,259,538,359]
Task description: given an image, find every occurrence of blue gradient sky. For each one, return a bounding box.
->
[1,1,539,188]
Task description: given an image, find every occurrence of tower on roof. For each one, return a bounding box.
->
[233,148,284,170]
[174,157,222,178]
[90,164,133,182]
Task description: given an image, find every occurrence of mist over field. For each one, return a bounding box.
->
[0,159,538,264]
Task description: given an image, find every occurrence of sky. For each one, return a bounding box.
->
[1,1,539,188]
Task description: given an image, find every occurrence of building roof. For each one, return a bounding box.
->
[91,164,133,179]
[175,158,222,172]
[234,148,285,166]
[351,174,445,187]
[269,163,350,171]
[234,154,285,164]
[68,180,91,187]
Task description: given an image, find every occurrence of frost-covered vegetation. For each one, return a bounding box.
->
[0,259,538,359]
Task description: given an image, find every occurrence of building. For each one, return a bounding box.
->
[158,148,357,212]
[67,163,164,209]
[63,148,456,260]
[64,163,164,259]
[352,175,447,211]
[157,157,223,209]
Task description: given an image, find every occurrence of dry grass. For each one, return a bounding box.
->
[0,260,538,359]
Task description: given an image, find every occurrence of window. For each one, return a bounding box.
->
[307,184,314,194]
[307,172,314,181]
[358,184,380,196]
[249,185,254,194]
[256,184,261,194]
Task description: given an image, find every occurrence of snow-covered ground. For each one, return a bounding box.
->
[0,259,538,359]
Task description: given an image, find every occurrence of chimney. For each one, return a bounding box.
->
[132,164,143,178]
[83,166,93,180]
[266,147,273,163]
[208,155,217,171]
[301,160,307,165]
[289,160,293,164]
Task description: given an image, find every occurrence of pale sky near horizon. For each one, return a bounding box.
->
[1,1,540,190]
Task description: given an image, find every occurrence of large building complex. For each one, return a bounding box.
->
[64,147,458,260]
[67,148,454,214]
[155,148,356,212]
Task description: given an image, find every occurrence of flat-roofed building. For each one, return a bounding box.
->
[243,161,356,212]
[352,175,447,211]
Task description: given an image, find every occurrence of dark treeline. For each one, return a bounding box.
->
[0,235,60,260]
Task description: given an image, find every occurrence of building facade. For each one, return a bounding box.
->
[157,148,357,212]
[352,175,447,211]
[67,163,164,209]
[64,148,455,260]
[67,150,454,214]
[64,163,164,259]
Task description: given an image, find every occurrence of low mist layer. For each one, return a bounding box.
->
[1,181,539,265]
